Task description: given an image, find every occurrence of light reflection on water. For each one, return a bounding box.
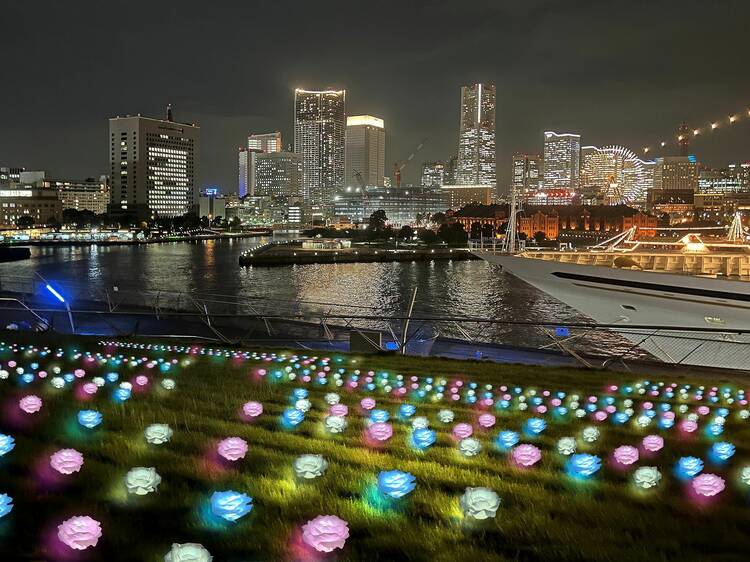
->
[0,238,629,353]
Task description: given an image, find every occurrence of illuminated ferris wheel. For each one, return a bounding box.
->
[582,145,653,205]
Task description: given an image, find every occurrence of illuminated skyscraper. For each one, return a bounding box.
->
[294,89,346,204]
[345,115,385,188]
[421,161,446,187]
[456,82,496,188]
[254,152,302,197]
[109,107,200,218]
[511,153,541,195]
[542,131,581,191]
[248,132,282,153]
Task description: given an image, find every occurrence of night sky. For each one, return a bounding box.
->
[2,0,749,193]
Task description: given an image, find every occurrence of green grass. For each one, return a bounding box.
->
[1,338,750,561]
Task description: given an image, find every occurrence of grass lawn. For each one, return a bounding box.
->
[1,335,750,561]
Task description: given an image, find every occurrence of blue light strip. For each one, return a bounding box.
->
[45,284,65,303]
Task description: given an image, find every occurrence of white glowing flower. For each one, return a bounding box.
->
[678,404,689,414]
[623,399,633,408]
[633,466,661,489]
[714,416,726,426]
[557,437,577,455]
[0,370,8,380]
[458,437,482,457]
[161,379,176,390]
[412,416,429,429]
[569,400,579,409]
[740,410,750,420]
[51,377,65,389]
[324,393,340,405]
[740,466,750,486]
[92,377,105,387]
[575,409,586,418]
[636,415,651,427]
[295,399,311,413]
[687,413,699,422]
[324,415,347,434]
[125,466,161,495]
[437,410,454,423]
[164,543,212,562]
[120,382,133,391]
[460,487,500,520]
[518,403,528,411]
[144,424,173,445]
[625,408,634,416]
[582,427,600,443]
[293,454,328,479]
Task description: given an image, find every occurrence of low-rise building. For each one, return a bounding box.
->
[333,187,449,225]
[0,186,62,227]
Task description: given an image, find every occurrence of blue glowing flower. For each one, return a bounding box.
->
[210,490,253,522]
[21,374,34,384]
[113,388,131,402]
[377,470,417,499]
[675,456,704,479]
[106,372,119,383]
[566,454,602,479]
[659,417,674,429]
[411,428,436,450]
[77,410,103,429]
[496,430,520,450]
[0,434,14,457]
[525,418,546,435]
[399,404,416,418]
[711,442,736,462]
[498,400,510,409]
[717,407,729,417]
[282,408,305,427]
[0,494,13,518]
[370,409,390,423]
[293,388,308,400]
[64,373,75,383]
[613,412,629,425]
[707,423,723,437]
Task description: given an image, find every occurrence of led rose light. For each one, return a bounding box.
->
[242,401,263,419]
[477,413,496,428]
[512,444,542,467]
[57,515,102,550]
[692,473,725,497]
[367,422,393,442]
[302,515,350,553]
[50,448,84,475]
[642,435,664,452]
[452,423,473,439]
[613,445,639,465]
[330,404,348,417]
[217,437,248,461]
[19,395,43,414]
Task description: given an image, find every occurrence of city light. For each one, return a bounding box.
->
[45,284,65,303]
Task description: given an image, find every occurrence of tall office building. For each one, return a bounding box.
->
[109,107,200,218]
[345,115,385,188]
[456,83,496,187]
[511,153,542,195]
[444,155,458,186]
[542,131,581,191]
[421,161,446,187]
[653,156,698,192]
[248,132,282,153]
[294,88,346,204]
[254,152,303,197]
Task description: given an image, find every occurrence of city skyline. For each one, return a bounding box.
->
[2,1,750,193]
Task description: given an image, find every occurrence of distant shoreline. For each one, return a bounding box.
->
[0,231,270,248]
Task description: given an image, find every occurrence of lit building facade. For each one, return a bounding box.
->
[421,161,446,187]
[294,89,346,205]
[333,187,448,226]
[542,131,581,191]
[698,165,747,194]
[456,83,496,189]
[247,132,282,153]
[109,110,200,218]
[511,153,542,196]
[0,186,62,227]
[345,115,385,188]
[42,177,110,214]
[254,152,303,197]
[441,184,493,209]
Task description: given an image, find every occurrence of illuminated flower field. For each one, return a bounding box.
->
[2,337,750,561]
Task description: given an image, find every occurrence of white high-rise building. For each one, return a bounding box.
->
[421,161,446,187]
[542,131,581,191]
[456,83,496,188]
[248,132,282,153]
[254,152,302,197]
[109,107,199,218]
[294,89,346,204]
[345,115,385,188]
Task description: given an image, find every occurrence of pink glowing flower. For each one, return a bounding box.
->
[692,473,725,497]
[217,437,248,461]
[512,444,542,467]
[550,398,562,407]
[74,369,86,378]
[302,515,350,553]
[697,406,710,416]
[605,405,617,414]
[330,404,348,417]
[536,406,547,414]
[50,449,84,475]
[663,411,675,420]
[82,383,97,395]
[613,445,639,465]
[242,401,263,418]
[135,375,148,386]
[642,435,664,452]
[452,423,473,439]
[360,397,376,410]
[367,422,393,442]
[477,413,496,428]
[19,395,42,414]
[642,402,653,410]
[681,419,698,433]
[57,515,102,550]
[594,411,607,422]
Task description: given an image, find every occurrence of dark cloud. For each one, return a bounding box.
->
[1,0,748,191]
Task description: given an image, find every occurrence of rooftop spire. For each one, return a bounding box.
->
[166,103,173,122]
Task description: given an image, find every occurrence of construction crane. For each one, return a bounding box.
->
[393,138,427,188]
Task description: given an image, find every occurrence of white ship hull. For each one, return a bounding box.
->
[474,251,750,371]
